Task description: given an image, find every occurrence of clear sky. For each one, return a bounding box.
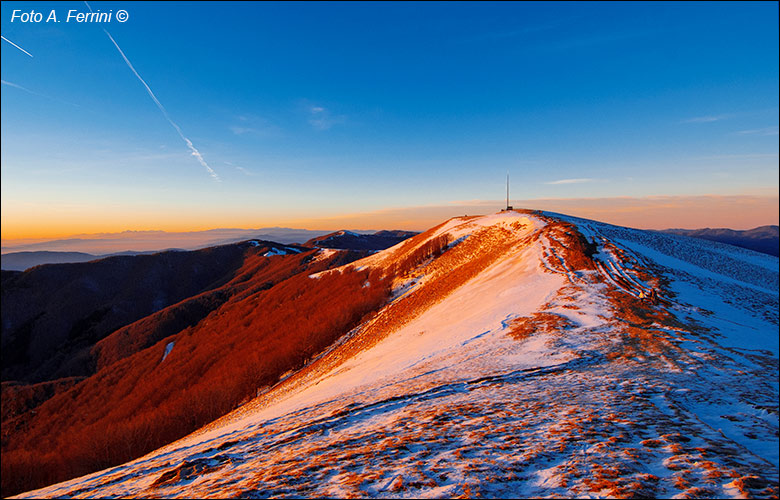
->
[1,1,778,239]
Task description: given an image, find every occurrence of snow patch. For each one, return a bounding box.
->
[263,246,302,257]
[161,341,175,362]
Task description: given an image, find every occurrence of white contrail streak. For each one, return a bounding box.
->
[1,35,34,57]
[1,79,38,94]
[2,79,81,107]
[101,30,220,181]
[85,2,219,181]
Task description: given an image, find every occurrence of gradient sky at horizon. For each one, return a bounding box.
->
[1,1,778,239]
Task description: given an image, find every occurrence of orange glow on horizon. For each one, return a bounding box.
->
[2,194,777,243]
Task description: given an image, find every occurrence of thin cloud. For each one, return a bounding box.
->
[86,2,219,181]
[229,116,277,137]
[459,18,573,44]
[1,35,33,57]
[684,109,776,124]
[223,161,256,176]
[682,114,730,123]
[307,104,346,131]
[540,30,652,53]
[693,153,779,161]
[545,178,594,185]
[223,161,257,177]
[735,126,779,136]
[230,126,254,135]
[235,166,256,176]
[463,24,651,53]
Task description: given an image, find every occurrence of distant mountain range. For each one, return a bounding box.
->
[660,225,778,256]
[0,227,338,256]
[0,250,183,272]
[1,230,420,271]
[5,224,775,271]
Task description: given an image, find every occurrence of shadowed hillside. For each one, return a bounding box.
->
[305,230,418,251]
[661,225,779,256]
[2,244,257,383]
[1,251,100,272]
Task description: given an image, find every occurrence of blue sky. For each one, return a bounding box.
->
[1,1,778,237]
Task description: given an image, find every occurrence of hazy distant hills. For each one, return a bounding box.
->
[660,225,779,256]
[0,250,182,272]
[1,251,98,271]
[1,230,420,271]
[0,227,336,257]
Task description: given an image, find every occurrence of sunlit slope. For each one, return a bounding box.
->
[19,210,779,499]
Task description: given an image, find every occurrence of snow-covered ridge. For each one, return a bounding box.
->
[19,210,778,499]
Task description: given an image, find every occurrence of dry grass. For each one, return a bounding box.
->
[507,312,577,341]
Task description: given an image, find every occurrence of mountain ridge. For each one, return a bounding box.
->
[6,210,778,499]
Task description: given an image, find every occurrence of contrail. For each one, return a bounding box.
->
[85,3,219,181]
[1,35,34,57]
[2,79,81,107]
[2,79,39,95]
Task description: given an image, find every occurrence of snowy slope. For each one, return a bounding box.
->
[17,210,779,499]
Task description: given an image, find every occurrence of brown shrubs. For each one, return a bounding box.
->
[386,233,452,278]
[507,312,577,341]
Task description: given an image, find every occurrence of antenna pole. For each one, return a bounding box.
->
[506,172,509,210]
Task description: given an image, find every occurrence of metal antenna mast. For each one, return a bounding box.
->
[506,172,510,210]
[504,172,513,211]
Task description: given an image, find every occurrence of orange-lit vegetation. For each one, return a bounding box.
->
[385,233,452,278]
[507,312,576,341]
[1,377,85,424]
[1,248,391,497]
[538,219,598,272]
